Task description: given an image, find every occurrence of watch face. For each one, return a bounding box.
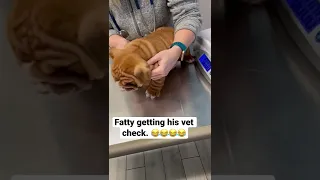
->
[286,0,320,33]
[199,54,211,72]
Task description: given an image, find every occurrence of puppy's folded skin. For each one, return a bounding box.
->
[7,0,109,94]
[110,27,194,99]
[110,27,175,99]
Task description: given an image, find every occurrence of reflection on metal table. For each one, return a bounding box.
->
[109,61,211,158]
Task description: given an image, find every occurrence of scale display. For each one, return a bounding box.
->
[286,0,320,33]
[199,54,211,72]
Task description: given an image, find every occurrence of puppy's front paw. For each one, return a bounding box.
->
[119,86,126,91]
[145,88,161,100]
[183,55,196,64]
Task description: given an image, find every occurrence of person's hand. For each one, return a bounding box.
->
[109,34,129,49]
[115,38,129,49]
[147,46,181,80]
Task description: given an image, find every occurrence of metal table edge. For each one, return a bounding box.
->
[109,125,211,158]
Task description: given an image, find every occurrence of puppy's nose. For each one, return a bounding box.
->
[126,83,135,86]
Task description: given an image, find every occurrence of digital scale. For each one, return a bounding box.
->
[279,0,320,72]
[191,28,211,84]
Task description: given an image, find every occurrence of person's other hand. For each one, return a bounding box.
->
[115,38,129,49]
[147,46,181,80]
[109,34,129,49]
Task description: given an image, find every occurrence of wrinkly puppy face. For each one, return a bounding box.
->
[110,48,151,91]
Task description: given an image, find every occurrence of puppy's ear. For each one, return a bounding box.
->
[133,64,151,86]
[109,48,122,60]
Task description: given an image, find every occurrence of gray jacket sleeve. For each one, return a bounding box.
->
[167,0,202,35]
[109,21,118,37]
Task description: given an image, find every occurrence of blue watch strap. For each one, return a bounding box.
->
[170,42,187,52]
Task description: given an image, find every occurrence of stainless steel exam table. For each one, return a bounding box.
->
[108,61,212,158]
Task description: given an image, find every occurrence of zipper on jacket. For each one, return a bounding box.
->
[128,0,143,37]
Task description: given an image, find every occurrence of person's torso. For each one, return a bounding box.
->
[109,0,173,40]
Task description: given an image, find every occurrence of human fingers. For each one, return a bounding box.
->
[151,76,163,80]
[116,42,128,49]
[147,53,162,65]
[151,72,163,80]
[151,67,164,80]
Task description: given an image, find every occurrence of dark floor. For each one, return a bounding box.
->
[110,139,211,180]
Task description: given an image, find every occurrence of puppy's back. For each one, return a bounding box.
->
[124,27,174,60]
[143,27,174,50]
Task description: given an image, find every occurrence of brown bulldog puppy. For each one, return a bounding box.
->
[110,27,174,99]
[110,27,194,99]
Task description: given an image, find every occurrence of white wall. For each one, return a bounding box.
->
[198,0,225,30]
[198,0,211,30]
